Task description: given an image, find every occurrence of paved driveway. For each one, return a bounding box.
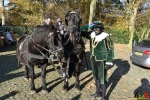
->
[0,44,150,100]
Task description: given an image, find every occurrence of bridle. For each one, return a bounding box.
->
[65,11,81,46]
[32,33,62,54]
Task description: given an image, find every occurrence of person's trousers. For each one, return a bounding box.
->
[91,56,108,84]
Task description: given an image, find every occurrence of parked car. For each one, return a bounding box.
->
[4,29,17,46]
[0,31,8,46]
[0,36,4,48]
[130,39,150,68]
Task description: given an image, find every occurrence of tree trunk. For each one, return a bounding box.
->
[128,0,143,49]
[1,0,5,26]
[88,0,97,29]
[128,7,138,48]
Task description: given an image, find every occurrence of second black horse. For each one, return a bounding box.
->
[61,9,88,92]
[16,23,64,94]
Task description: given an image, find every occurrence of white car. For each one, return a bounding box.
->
[5,32,14,45]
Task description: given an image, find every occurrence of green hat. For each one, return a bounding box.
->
[89,21,104,29]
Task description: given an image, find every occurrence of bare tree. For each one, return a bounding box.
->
[88,0,97,28]
[128,0,147,49]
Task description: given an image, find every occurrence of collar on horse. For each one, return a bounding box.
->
[19,34,62,59]
[30,34,63,54]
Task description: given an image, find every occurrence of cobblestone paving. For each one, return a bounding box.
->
[0,44,150,100]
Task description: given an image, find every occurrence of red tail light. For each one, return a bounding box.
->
[0,36,4,39]
[144,50,150,55]
[11,36,14,39]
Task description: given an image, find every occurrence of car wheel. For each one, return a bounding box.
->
[8,40,12,46]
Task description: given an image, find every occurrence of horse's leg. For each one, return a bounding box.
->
[74,63,81,92]
[24,65,29,80]
[76,52,83,67]
[27,63,36,94]
[59,60,66,78]
[41,63,48,93]
[62,79,69,93]
[62,57,70,93]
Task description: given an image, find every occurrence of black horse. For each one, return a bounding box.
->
[16,24,64,94]
[61,9,88,92]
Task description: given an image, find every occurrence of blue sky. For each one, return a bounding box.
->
[1,0,126,7]
[4,0,9,6]
[0,0,9,7]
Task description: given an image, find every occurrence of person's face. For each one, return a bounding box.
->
[93,28,101,35]
[46,18,51,23]
[58,21,61,25]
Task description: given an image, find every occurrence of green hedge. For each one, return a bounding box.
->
[105,29,130,44]
[0,26,34,36]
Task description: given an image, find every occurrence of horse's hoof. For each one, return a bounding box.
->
[41,90,48,94]
[30,90,36,94]
[62,88,68,93]
[74,86,81,92]
[24,77,29,81]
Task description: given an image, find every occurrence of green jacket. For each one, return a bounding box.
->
[81,31,114,62]
[90,36,114,62]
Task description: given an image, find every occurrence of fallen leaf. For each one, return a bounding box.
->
[91,98,95,100]
[124,89,127,92]
[136,78,140,81]
[86,85,91,90]
[123,84,127,87]
[90,83,95,87]
[12,84,16,86]
[118,80,121,83]
[9,90,19,94]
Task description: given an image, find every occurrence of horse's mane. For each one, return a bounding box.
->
[34,23,56,35]
[31,23,56,43]
[16,34,27,46]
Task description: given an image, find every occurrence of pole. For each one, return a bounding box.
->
[2,0,5,26]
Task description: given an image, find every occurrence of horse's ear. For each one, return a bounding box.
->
[76,9,80,15]
[66,8,70,14]
[65,9,69,26]
[65,17,68,26]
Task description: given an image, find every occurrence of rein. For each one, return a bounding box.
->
[64,31,70,45]
[30,35,64,77]
[30,35,62,55]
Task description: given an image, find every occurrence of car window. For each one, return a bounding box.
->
[137,40,150,47]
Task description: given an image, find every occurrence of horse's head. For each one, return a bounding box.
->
[46,24,64,58]
[65,9,82,46]
[33,24,64,59]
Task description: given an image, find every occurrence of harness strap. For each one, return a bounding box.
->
[24,51,47,59]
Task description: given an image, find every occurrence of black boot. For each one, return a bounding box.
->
[101,84,107,100]
[90,80,101,98]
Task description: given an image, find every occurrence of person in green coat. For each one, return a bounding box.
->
[81,21,114,100]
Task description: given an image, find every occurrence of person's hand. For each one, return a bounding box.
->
[105,62,113,70]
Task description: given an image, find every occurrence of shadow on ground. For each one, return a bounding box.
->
[134,78,150,98]
[106,59,130,99]
[71,94,82,100]
[0,46,24,83]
